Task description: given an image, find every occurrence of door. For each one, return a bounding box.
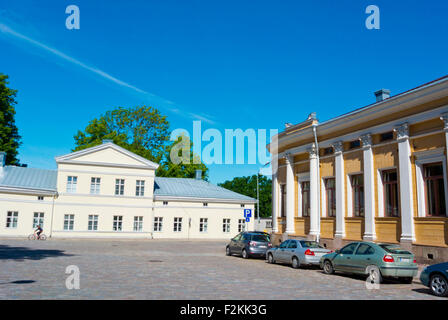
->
[333,242,359,273]
[285,240,298,263]
[275,240,290,262]
[352,243,376,274]
[229,233,242,253]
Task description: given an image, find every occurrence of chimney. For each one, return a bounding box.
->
[0,152,5,167]
[374,89,391,102]
[195,169,202,180]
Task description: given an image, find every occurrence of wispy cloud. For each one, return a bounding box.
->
[0,22,216,125]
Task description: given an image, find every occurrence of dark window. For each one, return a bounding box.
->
[355,244,374,255]
[380,131,394,142]
[287,241,298,249]
[424,163,446,216]
[241,234,250,241]
[299,240,323,248]
[325,178,336,217]
[352,175,364,217]
[279,240,289,248]
[280,184,286,217]
[340,243,358,255]
[349,140,361,149]
[383,170,400,217]
[251,234,270,242]
[379,244,411,255]
[302,181,310,217]
[323,147,334,155]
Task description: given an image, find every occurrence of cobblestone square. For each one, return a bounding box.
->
[0,238,443,299]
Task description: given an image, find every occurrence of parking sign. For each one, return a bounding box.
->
[244,209,252,218]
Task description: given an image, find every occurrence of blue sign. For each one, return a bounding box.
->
[246,217,250,222]
[244,209,252,218]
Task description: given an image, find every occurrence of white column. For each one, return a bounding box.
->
[395,123,415,242]
[333,141,345,238]
[272,170,279,233]
[361,134,376,241]
[441,113,448,155]
[309,145,320,237]
[285,153,295,234]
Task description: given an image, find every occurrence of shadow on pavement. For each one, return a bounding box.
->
[0,244,74,261]
[412,288,440,297]
[0,280,36,285]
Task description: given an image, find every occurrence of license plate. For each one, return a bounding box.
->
[259,245,267,248]
[399,258,411,263]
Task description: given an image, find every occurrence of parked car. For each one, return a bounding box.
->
[320,241,418,283]
[266,239,332,268]
[420,262,448,297]
[226,231,271,259]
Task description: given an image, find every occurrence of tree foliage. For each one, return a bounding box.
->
[73,105,208,179]
[219,175,272,218]
[0,74,21,165]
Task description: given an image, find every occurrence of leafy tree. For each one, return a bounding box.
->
[219,175,272,218]
[0,74,21,165]
[74,106,209,179]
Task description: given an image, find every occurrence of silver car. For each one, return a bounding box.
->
[266,239,332,268]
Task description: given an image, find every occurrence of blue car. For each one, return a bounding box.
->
[420,262,448,297]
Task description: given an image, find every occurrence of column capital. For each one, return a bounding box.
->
[284,152,293,165]
[307,144,318,159]
[332,141,344,154]
[360,134,372,148]
[440,113,448,131]
[394,123,409,141]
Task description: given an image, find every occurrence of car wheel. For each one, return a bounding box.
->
[292,257,300,269]
[367,265,383,284]
[430,274,448,297]
[267,253,275,264]
[323,260,334,274]
[226,246,231,256]
[242,249,249,259]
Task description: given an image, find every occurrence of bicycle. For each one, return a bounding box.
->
[28,233,47,240]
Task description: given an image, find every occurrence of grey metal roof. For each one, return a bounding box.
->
[0,166,57,191]
[154,177,256,202]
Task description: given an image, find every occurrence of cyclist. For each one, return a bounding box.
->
[35,225,43,240]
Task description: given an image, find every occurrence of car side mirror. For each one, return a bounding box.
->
[335,249,340,254]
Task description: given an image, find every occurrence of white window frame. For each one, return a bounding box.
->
[115,179,125,196]
[199,218,208,233]
[88,215,98,231]
[66,176,78,193]
[377,167,397,218]
[238,219,246,232]
[135,180,145,197]
[6,211,18,228]
[90,177,101,195]
[414,149,448,217]
[33,212,45,229]
[173,217,182,232]
[222,218,231,233]
[346,172,363,218]
[113,215,123,231]
[64,214,74,231]
[133,216,143,232]
[296,173,310,218]
[153,217,163,232]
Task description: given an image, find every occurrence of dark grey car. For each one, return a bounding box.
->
[226,232,271,259]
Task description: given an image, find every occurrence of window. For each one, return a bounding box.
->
[134,216,143,232]
[154,217,163,232]
[301,181,311,217]
[238,219,246,232]
[199,218,208,233]
[423,163,446,216]
[340,243,358,255]
[88,215,98,231]
[222,219,230,233]
[240,204,245,208]
[287,241,298,249]
[115,179,125,196]
[64,214,74,230]
[90,177,101,194]
[37,196,44,201]
[174,217,182,232]
[382,170,400,217]
[6,211,18,228]
[355,244,375,255]
[135,180,145,197]
[325,178,336,217]
[351,175,364,217]
[163,201,168,206]
[113,216,123,231]
[280,184,286,217]
[299,240,323,248]
[266,220,272,228]
[279,240,289,248]
[66,176,78,193]
[380,131,394,142]
[203,202,208,207]
[33,212,44,229]
[323,147,334,155]
[349,140,361,149]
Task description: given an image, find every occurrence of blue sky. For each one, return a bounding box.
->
[1,0,447,183]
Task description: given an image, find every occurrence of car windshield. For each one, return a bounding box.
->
[251,234,270,242]
[379,244,411,255]
[300,241,323,248]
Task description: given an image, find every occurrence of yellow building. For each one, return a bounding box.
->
[268,76,448,263]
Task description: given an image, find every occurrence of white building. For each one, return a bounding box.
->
[0,141,256,239]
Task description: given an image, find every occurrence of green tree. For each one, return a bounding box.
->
[219,175,272,218]
[0,74,21,165]
[74,106,209,179]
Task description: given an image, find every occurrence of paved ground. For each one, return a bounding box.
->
[0,238,443,299]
